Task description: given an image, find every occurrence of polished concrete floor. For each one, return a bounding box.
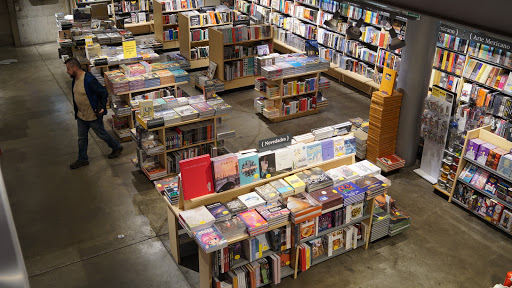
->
[1,43,511,288]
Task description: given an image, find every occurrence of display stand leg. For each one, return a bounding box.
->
[364,198,375,250]
[167,207,181,264]
[199,248,212,288]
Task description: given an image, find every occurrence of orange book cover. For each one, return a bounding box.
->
[379,67,397,95]
[441,50,449,70]
[209,11,217,24]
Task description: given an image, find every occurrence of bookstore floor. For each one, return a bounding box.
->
[1,43,512,288]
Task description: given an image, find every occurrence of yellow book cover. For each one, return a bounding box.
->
[441,50,448,70]
[435,70,442,85]
[447,52,454,72]
[139,100,154,119]
[365,10,371,23]
[293,80,297,95]
[379,67,397,95]
[475,63,488,82]
[284,175,306,190]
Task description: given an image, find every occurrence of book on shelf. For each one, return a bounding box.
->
[237,152,261,185]
[430,69,460,93]
[179,205,216,232]
[212,153,240,193]
[463,59,508,89]
[180,154,215,200]
[161,0,203,12]
[193,225,228,253]
[433,47,466,76]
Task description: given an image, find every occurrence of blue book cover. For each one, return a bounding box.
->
[344,136,356,154]
[193,226,227,253]
[321,139,334,161]
[334,182,365,198]
[462,164,478,183]
[306,141,323,165]
[238,152,260,186]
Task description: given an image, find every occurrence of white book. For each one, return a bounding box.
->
[332,136,345,157]
[238,192,266,209]
[274,147,293,172]
[290,143,307,169]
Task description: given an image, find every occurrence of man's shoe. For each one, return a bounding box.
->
[70,160,89,169]
[108,146,124,159]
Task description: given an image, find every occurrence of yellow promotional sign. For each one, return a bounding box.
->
[84,35,93,47]
[123,40,137,59]
[431,86,447,101]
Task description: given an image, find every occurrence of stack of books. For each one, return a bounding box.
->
[121,63,148,76]
[172,69,190,83]
[286,192,322,223]
[154,70,173,85]
[311,126,334,141]
[214,216,248,239]
[207,98,233,114]
[293,133,315,144]
[238,209,269,236]
[255,184,281,203]
[178,206,216,234]
[154,177,179,205]
[127,76,145,91]
[354,128,368,159]
[156,110,181,126]
[173,105,199,121]
[206,202,232,222]
[370,207,390,242]
[376,154,405,172]
[193,225,228,253]
[284,175,306,193]
[388,208,411,237]
[331,121,352,136]
[142,162,167,180]
[335,182,365,206]
[143,73,161,88]
[269,179,295,198]
[354,176,389,199]
[348,160,381,177]
[141,139,165,155]
[225,199,249,215]
[96,33,110,45]
[309,187,343,210]
[191,102,216,118]
[112,101,131,116]
[318,76,330,90]
[238,192,267,209]
[255,201,290,227]
[295,167,333,192]
[110,77,130,94]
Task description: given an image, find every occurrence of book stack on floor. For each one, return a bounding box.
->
[367,90,403,163]
[370,206,390,242]
[375,194,411,237]
[376,154,405,172]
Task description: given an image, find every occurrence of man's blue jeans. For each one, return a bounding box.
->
[77,115,121,161]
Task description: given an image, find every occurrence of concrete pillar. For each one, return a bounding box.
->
[395,15,440,167]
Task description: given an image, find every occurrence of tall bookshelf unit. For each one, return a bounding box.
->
[112,0,153,35]
[233,0,407,96]
[208,25,274,90]
[178,12,235,69]
[256,68,329,122]
[429,23,512,197]
[153,0,203,50]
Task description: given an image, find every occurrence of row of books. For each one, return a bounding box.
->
[254,0,271,8]
[360,26,390,49]
[319,0,340,13]
[105,67,189,94]
[433,47,466,76]
[154,177,180,205]
[224,58,256,81]
[273,27,306,51]
[186,10,235,26]
[223,45,257,60]
[437,31,468,54]
[463,59,510,90]
[280,95,320,115]
[338,3,407,34]
[465,138,512,176]
[318,28,345,52]
[293,5,318,24]
[167,143,214,173]
[164,120,215,150]
[453,182,512,233]
[430,69,460,93]
[116,0,151,13]
[292,20,317,40]
[345,42,378,65]
[467,41,512,69]
[295,0,319,8]
[190,28,209,41]
[190,46,209,59]
[271,14,294,32]
[260,53,330,79]
[163,28,179,41]
[376,49,400,71]
[216,25,272,44]
[214,256,276,287]
[161,0,203,12]
[163,14,179,24]
[271,0,293,15]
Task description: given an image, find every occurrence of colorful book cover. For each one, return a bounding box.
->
[285,192,320,214]
[344,135,356,154]
[309,188,343,209]
[321,139,334,161]
[317,212,333,232]
[193,225,228,253]
[299,219,316,239]
[462,164,478,183]
[471,169,490,189]
[154,176,179,195]
[332,136,345,157]
[238,209,268,229]
[290,143,307,169]
[483,175,499,195]
[206,202,231,219]
[345,201,364,223]
[499,210,512,230]
[255,184,280,202]
[334,182,365,199]
[306,141,323,166]
[284,175,306,192]
[353,176,387,193]
[259,150,277,179]
[214,216,247,236]
[269,179,295,194]
[211,153,240,193]
[238,152,261,186]
[295,167,333,189]
[308,238,326,258]
[179,155,214,200]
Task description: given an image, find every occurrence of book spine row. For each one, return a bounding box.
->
[433,47,466,76]
[164,28,179,41]
[467,41,512,69]
[190,46,209,59]
[163,14,178,25]
[430,69,460,93]
[162,0,201,12]
[437,32,468,54]
[318,28,345,52]
[190,28,209,41]
[224,58,255,81]
[166,143,213,173]
[281,95,317,115]
[292,21,317,40]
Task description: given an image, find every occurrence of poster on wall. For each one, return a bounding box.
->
[414,87,454,184]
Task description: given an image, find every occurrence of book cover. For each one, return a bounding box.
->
[238,209,268,229]
[284,175,306,192]
[499,210,512,231]
[154,176,179,195]
[179,206,216,231]
[317,212,333,232]
[180,155,214,200]
[462,164,478,183]
[274,147,293,174]
[224,199,249,214]
[299,219,316,239]
[353,176,387,193]
[286,192,321,214]
[308,238,325,258]
[345,201,364,223]
[256,202,290,221]
[206,202,231,219]
[344,135,356,154]
[483,175,499,195]
[290,143,307,169]
[238,192,266,208]
[212,153,240,193]
[269,179,295,195]
[214,216,247,236]
[332,136,345,157]
[306,141,323,166]
[193,226,227,253]
[379,67,397,95]
[259,150,277,179]
[255,184,280,202]
[238,152,261,186]
[334,182,365,198]
[295,167,333,190]
[321,139,334,161]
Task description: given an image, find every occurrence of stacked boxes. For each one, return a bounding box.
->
[367,90,403,163]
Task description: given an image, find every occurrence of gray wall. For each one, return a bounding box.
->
[16,0,67,46]
[0,0,14,46]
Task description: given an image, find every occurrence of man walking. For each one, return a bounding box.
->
[65,58,123,169]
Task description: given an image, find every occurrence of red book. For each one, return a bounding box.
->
[180,154,214,200]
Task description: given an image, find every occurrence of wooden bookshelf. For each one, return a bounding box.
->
[447,126,512,236]
[256,69,328,122]
[178,12,233,69]
[208,25,273,90]
[153,0,202,50]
